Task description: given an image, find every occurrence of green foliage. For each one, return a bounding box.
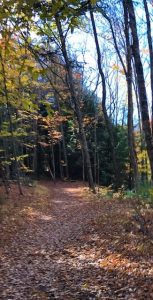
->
[123,189,136,199]
[123,183,153,205]
[136,183,153,203]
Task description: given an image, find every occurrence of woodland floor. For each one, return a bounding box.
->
[0,181,153,300]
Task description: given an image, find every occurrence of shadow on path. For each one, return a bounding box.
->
[0,181,153,299]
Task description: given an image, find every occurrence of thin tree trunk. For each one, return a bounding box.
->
[33,113,38,176]
[123,0,138,188]
[132,59,145,183]
[0,166,10,194]
[81,147,85,182]
[55,15,95,193]
[60,124,69,179]
[3,137,10,182]
[94,117,97,185]
[122,106,126,127]
[102,5,138,187]
[89,4,119,189]
[97,151,100,192]
[126,0,153,181]
[143,0,153,134]
[51,142,56,180]
[54,92,69,179]
[132,60,142,137]
[58,141,64,180]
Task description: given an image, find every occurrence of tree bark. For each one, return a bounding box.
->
[143,0,153,134]
[54,92,69,179]
[123,0,138,187]
[55,15,95,192]
[58,141,64,179]
[126,0,153,181]
[51,142,56,180]
[101,6,138,187]
[90,4,119,189]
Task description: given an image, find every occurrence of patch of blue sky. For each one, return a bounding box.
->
[68,4,152,125]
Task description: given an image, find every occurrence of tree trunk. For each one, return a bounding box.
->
[123,0,138,188]
[58,141,64,180]
[54,92,69,179]
[143,0,153,134]
[126,0,153,181]
[90,5,119,189]
[94,115,97,185]
[81,147,85,182]
[51,142,56,180]
[102,5,138,187]
[55,15,95,192]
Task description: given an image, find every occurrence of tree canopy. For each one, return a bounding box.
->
[0,0,152,193]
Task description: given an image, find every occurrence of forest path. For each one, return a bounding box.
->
[0,181,153,300]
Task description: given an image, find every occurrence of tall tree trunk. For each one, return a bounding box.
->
[54,92,69,179]
[94,115,97,185]
[143,0,153,134]
[0,166,10,194]
[126,0,153,181]
[58,141,64,180]
[132,60,142,137]
[55,15,95,192]
[123,0,138,188]
[81,147,85,182]
[132,59,145,182]
[89,5,119,189]
[33,113,39,178]
[51,142,56,180]
[102,6,138,187]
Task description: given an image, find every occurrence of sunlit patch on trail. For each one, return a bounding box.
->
[99,253,130,269]
[20,207,53,221]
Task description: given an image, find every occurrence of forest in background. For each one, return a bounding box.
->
[0,0,153,196]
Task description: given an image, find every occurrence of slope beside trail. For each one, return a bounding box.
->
[0,181,153,300]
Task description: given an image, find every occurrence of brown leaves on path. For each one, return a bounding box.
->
[0,181,153,299]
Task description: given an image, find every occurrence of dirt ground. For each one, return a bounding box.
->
[0,181,153,299]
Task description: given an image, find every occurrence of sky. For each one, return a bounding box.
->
[68,5,153,125]
[29,1,152,125]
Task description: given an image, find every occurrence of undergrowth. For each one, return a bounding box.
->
[98,183,153,206]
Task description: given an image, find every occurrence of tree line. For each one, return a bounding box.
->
[0,0,152,194]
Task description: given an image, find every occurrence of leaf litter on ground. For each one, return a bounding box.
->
[0,181,153,299]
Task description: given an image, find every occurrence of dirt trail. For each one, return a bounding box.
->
[0,181,153,299]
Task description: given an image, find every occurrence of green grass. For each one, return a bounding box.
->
[98,182,153,205]
[123,183,153,205]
